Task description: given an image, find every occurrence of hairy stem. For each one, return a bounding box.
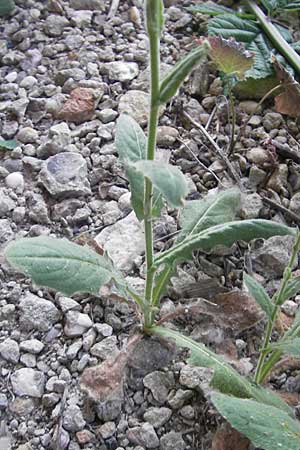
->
[255,232,300,384]
[246,0,300,76]
[228,83,236,155]
[143,0,161,330]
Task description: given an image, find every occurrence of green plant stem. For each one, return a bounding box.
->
[228,84,236,155]
[246,0,300,76]
[143,4,161,330]
[255,231,300,384]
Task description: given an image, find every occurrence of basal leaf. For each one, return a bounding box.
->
[208,14,260,43]
[0,139,18,150]
[211,393,300,450]
[0,0,15,16]
[154,220,296,269]
[5,236,126,297]
[272,57,300,117]
[177,188,241,244]
[281,1,300,11]
[188,3,234,16]
[133,160,188,208]
[261,0,280,14]
[281,277,300,303]
[206,36,254,80]
[243,273,273,319]
[246,34,273,79]
[268,338,300,357]
[152,326,293,414]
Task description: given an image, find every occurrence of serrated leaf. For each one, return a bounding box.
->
[211,393,300,450]
[208,14,260,43]
[243,273,273,319]
[132,160,188,208]
[152,326,293,414]
[261,0,280,13]
[177,189,241,244]
[115,114,163,219]
[206,36,254,79]
[281,1,300,11]
[5,236,126,297]
[0,139,18,150]
[246,34,273,79]
[154,220,296,269]
[268,338,300,357]
[188,3,234,16]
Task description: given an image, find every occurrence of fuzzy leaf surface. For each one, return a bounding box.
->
[281,277,300,303]
[268,338,300,357]
[188,3,235,15]
[177,189,241,244]
[207,36,254,79]
[5,237,125,296]
[243,273,273,319]
[154,220,295,269]
[0,139,18,150]
[152,326,292,414]
[208,14,259,43]
[211,393,300,450]
[115,114,163,219]
[133,160,188,208]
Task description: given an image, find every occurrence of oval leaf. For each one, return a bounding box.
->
[268,338,300,357]
[133,160,188,208]
[5,237,125,296]
[243,273,273,319]
[211,393,300,450]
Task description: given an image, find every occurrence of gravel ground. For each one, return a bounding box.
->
[1,1,300,449]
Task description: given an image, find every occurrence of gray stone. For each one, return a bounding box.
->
[143,371,174,404]
[20,353,37,368]
[0,219,14,247]
[19,293,60,332]
[66,340,82,359]
[70,10,93,28]
[20,339,44,354]
[167,389,193,409]
[102,62,139,82]
[127,423,159,449]
[289,192,300,216]
[239,101,261,115]
[0,338,19,363]
[281,300,298,317]
[90,336,118,359]
[132,63,172,91]
[17,127,39,144]
[44,15,69,36]
[96,388,124,421]
[63,405,86,432]
[180,365,214,393]
[57,296,80,313]
[37,122,71,158]
[263,112,283,131]
[20,75,38,89]
[0,188,16,217]
[156,126,179,147]
[0,394,8,410]
[5,172,24,193]
[143,407,172,428]
[70,0,104,10]
[95,211,144,272]
[64,311,93,337]
[118,90,164,126]
[11,368,45,397]
[98,422,116,439]
[266,164,288,194]
[253,235,298,277]
[98,108,118,123]
[26,192,49,224]
[240,193,263,219]
[246,147,271,166]
[39,152,91,198]
[160,431,185,450]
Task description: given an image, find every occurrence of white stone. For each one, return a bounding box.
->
[5,172,24,193]
[11,368,45,397]
[64,311,93,337]
[104,62,139,82]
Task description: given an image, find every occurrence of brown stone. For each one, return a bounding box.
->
[56,87,95,123]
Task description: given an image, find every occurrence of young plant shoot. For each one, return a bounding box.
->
[4,2,300,449]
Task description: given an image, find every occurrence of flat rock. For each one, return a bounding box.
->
[64,311,93,337]
[127,423,159,449]
[39,152,91,198]
[19,293,60,331]
[70,0,104,9]
[102,62,139,82]
[95,211,144,272]
[118,90,165,126]
[0,338,19,363]
[11,368,45,398]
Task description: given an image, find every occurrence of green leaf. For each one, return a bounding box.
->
[243,273,273,319]
[188,2,255,18]
[132,160,188,209]
[152,326,293,414]
[159,45,208,104]
[5,236,126,297]
[246,34,273,79]
[268,338,300,357]
[154,220,296,269]
[281,277,300,303]
[0,139,18,150]
[208,14,260,43]
[281,1,300,11]
[177,188,241,244]
[261,0,280,14]
[115,114,163,220]
[0,0,15,16]
[146,0,164,37]
[211,393,300,450]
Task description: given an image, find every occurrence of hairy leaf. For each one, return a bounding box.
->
[115,114,163,219]
[206,36,254,79]
[133,160,188,208]
[243,273,273,318]
[268,338,300,357]
[188,3,234,16]
[234,75,279,100]
[208,14,260,43]
[281,277,300,303]
[0,0,15,15]
[154,220,295,269]
[211,393,300,450]
[0,139,18,150]
[5,236,126,297]
[177,189,241,244]
[152,326,293,414]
